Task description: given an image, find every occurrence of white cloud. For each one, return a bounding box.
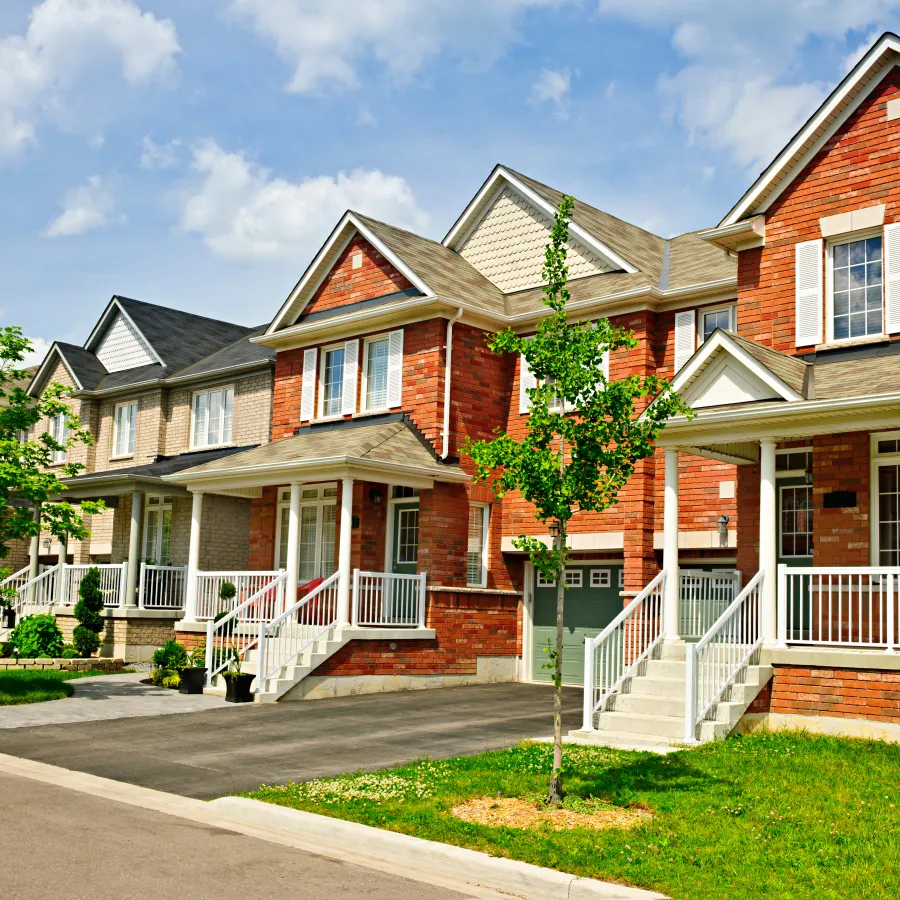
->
[227,0,572,93]
[356,107,377,127]
[531,68,572,117]
[0,0,180,160]
[181,140,430,261]
[21,336,51,368]
[140,135,182,169]
[45,176,122,237]
[597,2,900,170]
[843,29,882,72]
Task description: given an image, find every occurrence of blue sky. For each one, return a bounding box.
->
[3,0,899,365]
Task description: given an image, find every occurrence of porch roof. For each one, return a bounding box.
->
[162,414,470,492]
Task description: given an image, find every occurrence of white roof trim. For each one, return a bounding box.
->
[84,298,164,367]
[721,33,900,226]
[28,343,83,395]
[442,166,639,275]
[267,211,435,335]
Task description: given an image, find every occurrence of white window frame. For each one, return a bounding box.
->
[698,303,736,344]
[112,401,138,459]
[361,333,392,413]
[536,571,556,588]
[142,494,173,565]
[870,431,900,565]
[49,412,68,464]
[190,384,235,450]
[318,343,346,420]
[466,503,490,588]
[775,447,813,479]
[590,569,611,588]
[778,484,813,559]
[564,569,583,588]
[618,568,625,589]
[274,483,338,575]
[825,228,884,345]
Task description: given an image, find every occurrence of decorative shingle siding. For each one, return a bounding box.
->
[95,313,156,373]
[459,185,613,292]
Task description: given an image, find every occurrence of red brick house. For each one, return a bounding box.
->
[167,165,739,702]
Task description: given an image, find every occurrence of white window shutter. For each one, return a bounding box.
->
[300,348,317,421]
[387,329,404,408]
[795,239,823,346]
[885,224,900,334]
[674,310,696,373]
[341,339,359,415]
[519,353,537,413]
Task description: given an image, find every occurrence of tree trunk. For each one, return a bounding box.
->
[548,520,566,806]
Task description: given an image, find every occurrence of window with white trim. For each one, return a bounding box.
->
[275,484,338,581]
[829,234,883,340]
[191,386,234,449]
[319,346,345,417]
[536,571,555,588]
[466,504,489,587]
[361,336,390,412]
[113,401,138,457]
[564,569,582,588]
[143,495,172,565]
[49,413,68,464]
[618,568,625,589]
[699,305,736,343]
[590,569,610,588]
[779,485,813,558]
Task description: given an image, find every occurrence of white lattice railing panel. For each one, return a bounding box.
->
[139,564,187,610]
[195,571,282,621]
[679,569,741,638]
[352,570,426,628]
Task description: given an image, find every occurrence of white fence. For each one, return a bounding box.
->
[778,565,899,650]
[59,564,127,608]
[582,570,667,731]
[6,565,60,617]
[139,564,187,610]
[679,570,741,638]
[685,570,764,742]
[195,571,284,621]
[352,570,426,628]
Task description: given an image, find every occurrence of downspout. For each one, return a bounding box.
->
[441,308,464,459]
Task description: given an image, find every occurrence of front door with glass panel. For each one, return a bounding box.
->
[276,485,337,586]
[777,475,813,640]
[143,495,172,565]
[391,502,419,575]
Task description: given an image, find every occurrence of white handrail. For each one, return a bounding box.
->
[7,564,60,617]
[256,571,341,692]
[1,566,31,588]
[581,569,667,731]
[195,570,282,620]
[684,569,764,742]
[204,570,287,686]
[351,570,426,627]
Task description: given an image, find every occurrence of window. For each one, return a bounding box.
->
[776,449,812,474]
[362,336,390,412]
[319,347,345,417]
[113,402,138,457]
[700,305,735,343]
[618,568,625,589]
[192,386,234,448]
[466,504,489,587]
[590,569,611,588]
[536,571,556,588]
[391,486,418,499]
[780,486,813,557]
[275,484,338,581]
[831,235,882,340]
[143,495,172,565]
[49,413,68,464]
[397,508,419,564]
[564,569,582,588]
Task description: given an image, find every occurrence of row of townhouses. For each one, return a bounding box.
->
[7,34,900,744]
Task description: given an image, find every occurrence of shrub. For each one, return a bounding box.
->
[161,672,181,690]
[152,638,188,670]
[60,644,79,659]
[0,642,12,658]
[219,581,237,602]
[150,667,180,688]
[10,614,64,658]
[73,567,105,657]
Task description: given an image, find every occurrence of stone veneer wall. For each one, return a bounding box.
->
[54,610,178,663]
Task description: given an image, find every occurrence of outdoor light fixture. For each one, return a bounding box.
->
[548,521,561,539]
[42,538,51,552]
[717,515,730,537]
[369,488,383,506]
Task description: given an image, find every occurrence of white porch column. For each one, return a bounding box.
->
[663,448,681,642]
[56,533,68,605]
[124,490,144,608]
[759,439,778,643]
[28,505,41,582]
[184,491,204,621]
[285,482,302,608]
[337,477,354,626]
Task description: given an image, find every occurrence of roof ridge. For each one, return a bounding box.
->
[114,295,257,333]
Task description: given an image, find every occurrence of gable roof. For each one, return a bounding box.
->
[720,31,900,226]
[29,341,109,395]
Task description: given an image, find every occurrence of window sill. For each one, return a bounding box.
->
[189,443,235,452]
[110,454,134,462]
[815,334,892,351]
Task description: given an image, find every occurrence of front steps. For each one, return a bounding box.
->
[570,640,772,750]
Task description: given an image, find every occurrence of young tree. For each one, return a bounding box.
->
[463,197,689,805]
[0,326,102,561]
[73,566,105,657]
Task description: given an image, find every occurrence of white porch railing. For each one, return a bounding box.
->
[679,569,741,638]
[195,571,283,621]
[778,565,899,650]
[685,570,764,742]
[582,569,667,731]
[352,570,426,628]
[139,564,187,610]
[59,564,127,608]
[1,566,32,592]
[204,570,288,686]
[257,571,340,693]
[5,564,60,618]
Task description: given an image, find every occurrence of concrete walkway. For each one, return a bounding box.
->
[0,672,229,729]
[0,682,581,798]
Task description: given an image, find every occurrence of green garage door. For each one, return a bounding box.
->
[532,565,624,686]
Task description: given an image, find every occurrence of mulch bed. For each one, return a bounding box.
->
[450,796,652,832]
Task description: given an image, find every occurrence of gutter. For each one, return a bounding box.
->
[442,308,464,458]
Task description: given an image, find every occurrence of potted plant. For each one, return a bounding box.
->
[218,581,237,615]
[222,645,254,703]
[179,642,208,695]
[150,638,188,689]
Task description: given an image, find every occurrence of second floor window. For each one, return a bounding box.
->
[320,347,345,417]
[363,336,390,411]
[113,402,138,457]
[700,305,735,343]
[466,503,489,587]
[192,386,234,449]
[49,413,68,464]
[832,235,882,340]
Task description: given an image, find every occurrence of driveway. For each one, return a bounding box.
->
[0,682,581,798]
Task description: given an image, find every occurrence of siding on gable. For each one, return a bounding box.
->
[95,314,156,373]
[459,185,613,292]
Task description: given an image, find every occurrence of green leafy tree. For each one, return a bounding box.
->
[463,196,689,805]
[0,326,103,559]
[73,566,104,657]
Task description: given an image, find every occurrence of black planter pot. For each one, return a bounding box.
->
[224,672,255,703]
[2,608,15,630]
[179,667,208,695]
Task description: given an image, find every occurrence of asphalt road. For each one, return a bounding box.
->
[0,682,581,798]
[0,771,472,900]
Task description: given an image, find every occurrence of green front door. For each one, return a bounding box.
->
[391,502,419,575]
[531,565,623,686]
[778,476,813,639]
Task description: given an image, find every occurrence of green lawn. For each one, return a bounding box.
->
[246,732,900,900]
[0,668,132,705]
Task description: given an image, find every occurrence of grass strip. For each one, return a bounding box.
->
[0,668,133,705]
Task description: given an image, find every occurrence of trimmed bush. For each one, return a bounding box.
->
[73,567,105,658]
[152,638,188,670]
[60,644,79,659]
[10,614,64,658]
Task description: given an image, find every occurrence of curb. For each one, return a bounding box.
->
[209,796,666,900]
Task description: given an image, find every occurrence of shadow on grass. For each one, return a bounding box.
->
[0,672,75,705]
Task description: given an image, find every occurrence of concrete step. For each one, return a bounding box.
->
[626,676,685,699]
[659,641,687,661]
[610,692,685,717]
[566,729,682,754]
[643,659,687,679]
[597,710,686,740]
